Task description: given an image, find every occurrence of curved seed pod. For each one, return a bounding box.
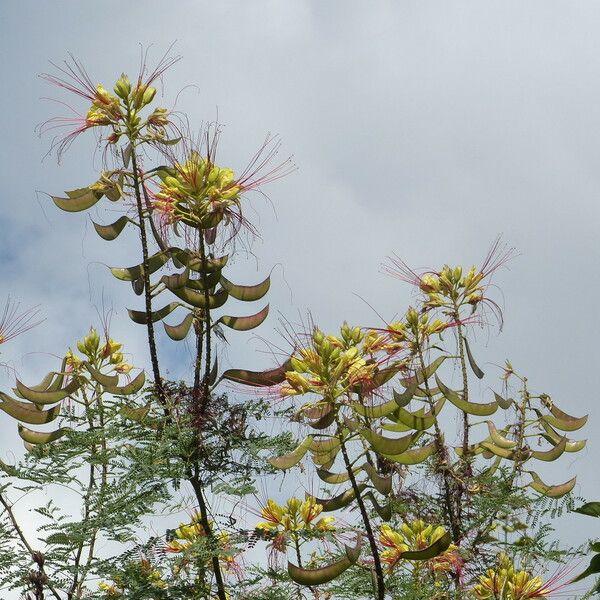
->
[132,277,144,295]
[383,441,437,465]
[161,269,190,290]
[479,442,521,460]
[462,336,484,379]
[220,274,270,302]
[164,313,195,341]
[15,379,80,405]
[393,385,417,407]
[18,424,69,445]
[360,428,423,456]
[573,502,600,517]
[402,532,452,560]
[539,420,586,452]
[220,305,270,332]
[306,405,336,429]
[120,403,151,423]
[311,447,340,467]
[208,357,219,386]
[185,272,222,290]
[316,468,357,485]
[0,393,61,425]
[413,386,441,398]
[546,403,588,432]
[362,463,392,495]
[493,392,514,410]
[480,455,502,477]
[309,437,341,454]
[314,485,367,512]
[479,440,531,461]
[454,444,487,457]
[171,249,229,273]
[128,303,179,324]
[110,248,173,281]
[52,189,102,212]
[530,437,567,462]
[288,537,361,586]
[269,435,313,470]
[436,376,498,416]
[28,372,55,392]
[401,356,446,387]
[541,412,587,433]
[382,420,412,433]
[527,471,576,498]
[104,371,146,396]
[391,398,446,431]
[364,491,392,520]
[486,421,517,449]
[92,216,131,241]
[46,359,68,392]
[222,359,291,387]
[168,286,229,309]
[370,364,404,388]
[85,363,119,388]
[351,397,400,419]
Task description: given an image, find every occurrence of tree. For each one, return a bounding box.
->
[0,49,594,599]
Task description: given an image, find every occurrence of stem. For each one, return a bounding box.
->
[0,493,62,600]
[130,146,166,408]
[188,472,228,600]
[67,385,98,600]
[453,313,470,461]
[198,234,212,416]
[193,327,203,403]
[453,312,472,534]
[337,423,385,600]
[415,344,460,543]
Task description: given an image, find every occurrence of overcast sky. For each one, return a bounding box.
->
[1,1,599,596]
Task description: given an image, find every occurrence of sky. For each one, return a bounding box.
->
[1,0,600,595]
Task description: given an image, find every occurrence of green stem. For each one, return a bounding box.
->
[337,421,385,600]
[415,343,459,543]
[189,471,228,600]
[129,146,166,409]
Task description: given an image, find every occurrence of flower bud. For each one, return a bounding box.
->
[142,86,157,106]
[113,74,131,100]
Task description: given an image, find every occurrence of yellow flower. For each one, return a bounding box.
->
[379,521,455,573]
[314,516,336,532]
[256,498,285,531]
[300,496,323,525]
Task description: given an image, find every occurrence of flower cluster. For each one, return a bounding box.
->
[281,323,404,405]
[164,511,237,574]
[41,53,178,155]
[65,327,132,374]
[472,553,562,599]
[379,520,457,572]
[154,151,242,230]
[385,307,450,354]
[98,559,167,598]
[256,496,335,535]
